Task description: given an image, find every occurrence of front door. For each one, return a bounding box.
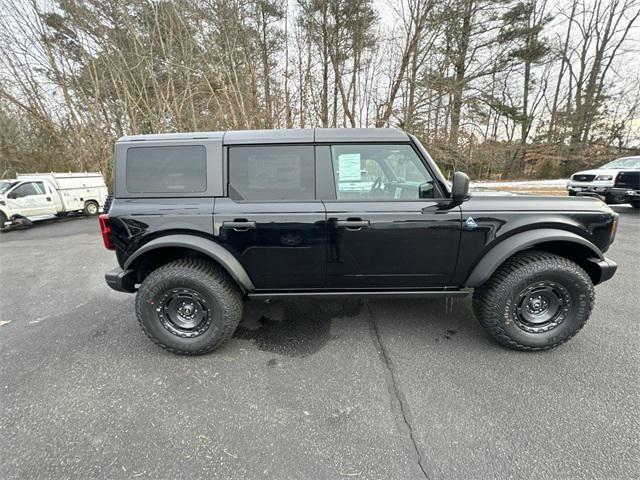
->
[214,145,326,289]
[322,143,462,289]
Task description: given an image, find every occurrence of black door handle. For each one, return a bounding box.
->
[46,197,52,202]
[336,219,370,230]
[223,220,256,231]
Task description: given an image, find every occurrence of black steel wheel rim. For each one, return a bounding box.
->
[513,281,572,333]
[156,288,211,338]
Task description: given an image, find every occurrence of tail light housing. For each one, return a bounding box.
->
[99,214,115,250]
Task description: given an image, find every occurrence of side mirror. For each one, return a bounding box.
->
[7,192,16,200]
[450,171,470,205]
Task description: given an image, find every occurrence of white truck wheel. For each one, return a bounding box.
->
[84,201,99,216]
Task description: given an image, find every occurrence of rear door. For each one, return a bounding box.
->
[320,143,462,289]
[214,145,326,289]
[39,182,59,215]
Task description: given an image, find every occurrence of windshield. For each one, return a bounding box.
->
[0,180,18,194]
[600,157,640,169]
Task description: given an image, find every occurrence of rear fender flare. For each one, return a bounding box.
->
[124,234,255,292]
[464,228,604,287]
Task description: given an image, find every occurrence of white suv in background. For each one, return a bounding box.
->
[567,156,640,203]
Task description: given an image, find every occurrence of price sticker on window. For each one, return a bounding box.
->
[338,153,362,181]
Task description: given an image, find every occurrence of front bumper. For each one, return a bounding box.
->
[567,183,613,194]
[105,267,137,293]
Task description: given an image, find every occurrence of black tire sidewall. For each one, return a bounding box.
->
[498,268,591,349]
[137,270,230,353]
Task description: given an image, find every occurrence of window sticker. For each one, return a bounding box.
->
[337,153,362,181]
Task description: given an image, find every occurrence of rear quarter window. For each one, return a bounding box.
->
[126,145,207,194]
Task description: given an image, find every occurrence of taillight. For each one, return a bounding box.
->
[99,214,115,250]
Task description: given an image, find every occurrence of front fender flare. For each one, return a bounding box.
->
[124,234,255,292]
[464,228,604,288]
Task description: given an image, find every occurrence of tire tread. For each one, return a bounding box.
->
[472,250,594,351]
[135,257,242,355]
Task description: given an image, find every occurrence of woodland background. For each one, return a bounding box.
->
[1,0,639,183]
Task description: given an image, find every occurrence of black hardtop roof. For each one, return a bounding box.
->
[117,128,409,145]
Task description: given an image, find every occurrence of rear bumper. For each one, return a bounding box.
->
[592,257,617,284]
[105,267,137,293]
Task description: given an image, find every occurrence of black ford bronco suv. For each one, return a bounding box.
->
[100,128,618,355]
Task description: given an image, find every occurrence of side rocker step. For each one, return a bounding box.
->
[247,289,471,300]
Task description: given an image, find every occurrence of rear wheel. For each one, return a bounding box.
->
[83,200,99,216]
[135,258,242,355]
[472,251,594,351]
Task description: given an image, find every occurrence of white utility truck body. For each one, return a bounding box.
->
[0,172,108,221]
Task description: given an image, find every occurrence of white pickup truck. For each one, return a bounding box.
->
[0,172,109,226]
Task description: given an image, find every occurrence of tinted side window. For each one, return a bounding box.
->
[126,145,207,194]
[330,144,437,200]
[229,146,315,201]
[12,182,39,198]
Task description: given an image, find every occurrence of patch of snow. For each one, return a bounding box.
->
[471,179,567,188]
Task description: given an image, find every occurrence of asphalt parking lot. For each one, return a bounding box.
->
[1,206,638,479]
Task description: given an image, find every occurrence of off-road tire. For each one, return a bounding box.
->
[135,258,243,355]
[631,199,639,209]
[472,251,594,351]
[83,200,99,215]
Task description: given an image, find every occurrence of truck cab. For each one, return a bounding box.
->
[0,178,64,217]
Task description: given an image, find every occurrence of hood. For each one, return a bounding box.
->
[461,194,613,213]
[573,168,633,177]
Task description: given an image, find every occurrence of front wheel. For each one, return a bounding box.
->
[605,193,626,205]
[631,199,639,209]
[135,258,242,355]
[472,251,594,351]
